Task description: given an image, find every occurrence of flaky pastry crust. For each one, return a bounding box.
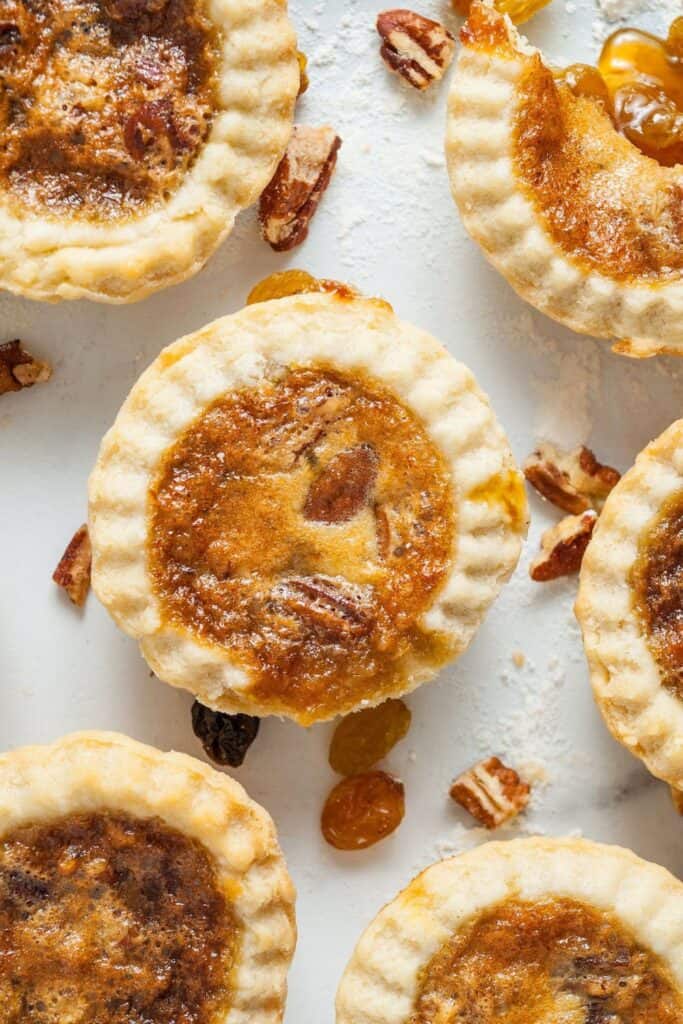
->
[446,1,683,357]
[0,730,296,1024]
[576,421,683,791]
[88,290,527,723]
[0,0,298,304]
[336,837,683,1024]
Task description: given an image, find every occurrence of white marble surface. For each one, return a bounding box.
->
[1,0,682,1019]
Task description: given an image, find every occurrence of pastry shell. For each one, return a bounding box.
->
[446,0,683,357]
[88,290,528,723]
[0,730,296,1024]
[0,0,299,304]
[336,836,683,1023]
[576,420,683,791]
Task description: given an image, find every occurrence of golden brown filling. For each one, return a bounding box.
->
[0,811,236,1024]
[0,0,218,218]
[632,490,683,700]
[411,897,682,1024]
[148,366,456,721]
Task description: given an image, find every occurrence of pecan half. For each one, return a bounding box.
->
[304,444,379,524]
[449,756,530,829]
[0,340,52,396]
[530,510,597,582]
[376,10,455,90]
[52,525,92,607]
[273,576,371,637]
[259,125,341,251]
[524,443,620,514]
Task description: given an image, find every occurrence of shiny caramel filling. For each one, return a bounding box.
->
[561,18,683,167]
[148,366,456,721]
[0,0,219,218]
[0,811,237,1024]
[410,897,682,1024]
[632,490,683,701]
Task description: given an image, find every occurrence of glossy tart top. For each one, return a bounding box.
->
[576,420,683,791]
[336,837,683,1024]
[0,0,298,302]
[88,288,527,724]
[0,730,296,1024]
[446,1,683,357]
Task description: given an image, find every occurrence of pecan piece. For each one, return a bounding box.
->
[449,756,530,828]
[304,444,379,524]
[0,340,52,396]
[273,576,371,637]
[376,10,455,90]
[530,510,597,582]
[259,125,341,252]
[52,525,92,607]
[524,443,620,514]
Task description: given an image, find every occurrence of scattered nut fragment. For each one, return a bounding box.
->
[524,443,620,514]
[376,9,455,91]
[449,756,530,829]
[52,525,92,607]
[671,786,683,815]
[0,340,52,396]
[530,510,597,582]
[259,125,341,252]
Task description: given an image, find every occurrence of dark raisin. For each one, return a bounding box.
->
[191,701,260,767]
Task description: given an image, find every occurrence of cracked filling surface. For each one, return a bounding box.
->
[0,0,219,218]
[0,810,237,1024]
[410,897,682,1024]
[632,490,683,701]
[148,365,456,721]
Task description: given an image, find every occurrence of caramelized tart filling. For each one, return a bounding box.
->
[499,11,683,282]
[148,366,456,720]
[0,0,219,218]
[411,897,682,1024]
[632,490,683,701]
[0,811,237,1024]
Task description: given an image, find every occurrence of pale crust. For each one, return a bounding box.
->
[336,836,683,1024]
[0,730,296,1024]
[88,290,528,723]
[0,0,298,304]
[576,421,683,791]
[446,1,683,358]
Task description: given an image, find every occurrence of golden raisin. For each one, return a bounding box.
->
[297,50,309,95]
[453,0,551,25]
[559,63,609,106]
[329,699,412,776]
[246,269,324,304]
[321,771,405,850]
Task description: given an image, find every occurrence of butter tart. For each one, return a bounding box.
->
[336,837,683,1024]
[446,2,683,357]
[88,285,528,724]
[0,0,298,303]
[576,420,683,793]
[0,730,296,1024]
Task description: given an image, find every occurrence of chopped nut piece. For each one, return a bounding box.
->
[259,125,341,252]
[449,756,530,828]
[524,443,620,514]
[273,575,372,637]
[530,510,597,582]
[303,444,379,524]
[671,786,683,814]
[0,340,52,396]
[376,9,455,91]
[297,50,309,95]
[52,525,92,607]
